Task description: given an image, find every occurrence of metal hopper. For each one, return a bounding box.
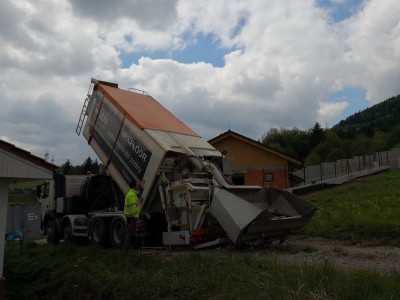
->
[210,185,316,245]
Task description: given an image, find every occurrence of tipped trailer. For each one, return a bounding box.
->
[40,78,316,249]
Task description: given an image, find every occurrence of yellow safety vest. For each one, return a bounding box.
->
[124,188,139,218]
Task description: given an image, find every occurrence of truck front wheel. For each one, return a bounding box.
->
[63,219,74,242]
[46,219,60,245]
[90,218,109,248]
[110,217,126,249]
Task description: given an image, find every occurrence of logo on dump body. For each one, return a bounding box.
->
[121,129,148,163]
[98,111,109,129]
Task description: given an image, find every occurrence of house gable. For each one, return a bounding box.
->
[212,135,288,167]
[209,130,301,189]
[209,130,301,168]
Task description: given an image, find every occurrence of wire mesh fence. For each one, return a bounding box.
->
[292,149,400,186]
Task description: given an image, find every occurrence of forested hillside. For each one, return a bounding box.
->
[334,95,400,139]
[261,95,400,165]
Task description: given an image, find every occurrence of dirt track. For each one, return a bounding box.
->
[256,236,400,274]
[151,236,400,274]
[41,236,400,274]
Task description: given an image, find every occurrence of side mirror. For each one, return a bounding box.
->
[36,182,49,199]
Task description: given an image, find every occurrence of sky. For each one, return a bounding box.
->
[1,0,399,166]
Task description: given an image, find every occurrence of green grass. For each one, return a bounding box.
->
[8,193,37,204]
[5,170,400,299]
[301,169,400,246]
[8,180,42,204]
[4,242,400,300]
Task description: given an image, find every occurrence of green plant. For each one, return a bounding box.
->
[301,169,400,246]
[4,242,400,299]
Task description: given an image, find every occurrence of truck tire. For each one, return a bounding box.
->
[46,219,60,245]
[63,219,74,243]
[90,218,109,248]
[110,217,126,249]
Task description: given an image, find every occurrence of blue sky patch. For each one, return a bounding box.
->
[230,15,247,39]
[328,86,368,120]
[119,33,233,68]
[172,33,231,67]
[316,0,364,22]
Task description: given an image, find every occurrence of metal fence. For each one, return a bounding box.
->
[292,150,399,186]
[6,203,42,241]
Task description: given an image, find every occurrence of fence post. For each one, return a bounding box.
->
[334,161,337,178]
[320,162,323,182]
[341,160,344,174]
[347,159,352,174]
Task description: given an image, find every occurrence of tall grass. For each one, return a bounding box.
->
[4,242,400,299]
[301,169,400,245]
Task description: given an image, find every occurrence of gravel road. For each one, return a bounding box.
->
[260,236,400,274]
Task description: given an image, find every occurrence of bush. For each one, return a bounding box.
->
[305,152,321,166]
[326,147,347,162]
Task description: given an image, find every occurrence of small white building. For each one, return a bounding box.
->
[0,139,58,297]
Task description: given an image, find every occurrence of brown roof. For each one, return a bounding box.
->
[208,130,301,166]
[97,84,199,137]
[0,139,59,171]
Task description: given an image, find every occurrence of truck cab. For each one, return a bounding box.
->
[38,171,140,248]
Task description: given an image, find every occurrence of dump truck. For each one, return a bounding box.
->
[40,78,316,249]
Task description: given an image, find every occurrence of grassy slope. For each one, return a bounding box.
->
[301,169,400,246]
[4,242,400,300]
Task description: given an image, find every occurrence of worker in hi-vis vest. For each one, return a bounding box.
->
[124,180,140,249]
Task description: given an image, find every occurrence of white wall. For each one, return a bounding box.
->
[0,178,9,277]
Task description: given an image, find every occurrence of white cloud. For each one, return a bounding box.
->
[318,101,349,126]
[69,0,179,30]
[0,0,399,166]
[342,0,400,103]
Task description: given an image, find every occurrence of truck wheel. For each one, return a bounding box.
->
[63,219,74,242]
[110,217,126,249]
[90,218,109,248]
[46,219,60,245]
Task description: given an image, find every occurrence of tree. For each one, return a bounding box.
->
[388,125,400,147]
[370,131,389,152]
[326,148,347,162]
[261,127,310,160]
[61,159,74,175]
[82,157,93,175]
[341,139,354,158]
[267,142,286,153]
[309,122,325,149]
[313,131,342,161]
[260,128,285,147]
[305,152,321,166]
[352,135,372,156]
[92,159,100,174]
[78,157,100,174]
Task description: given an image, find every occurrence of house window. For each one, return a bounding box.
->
[264,173,274,183]
[232,173,245,185]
